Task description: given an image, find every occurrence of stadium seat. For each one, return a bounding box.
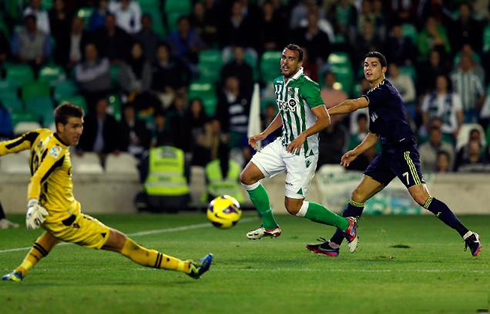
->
[0,94,23,113]
[198,50,223,83]
[4,64,34,86]
[105,153,139,175]
[164,0,191,13]
[188,82,217,117]
[58,95,88,113]
[401,23,418,42]
[77,7,95,29]
[54,80,78,100]
[260,51,282,83]
[71,152,104,174]
[456,123,487,151]
[24,97,55,126]
[42,0,53,10]
[0,150,30,174]
[139,0,160,9]
[328,52,351,67]
[483,25,490,53]
[21,81,51,101]
[39,65,66,85]
[13,121,42,136]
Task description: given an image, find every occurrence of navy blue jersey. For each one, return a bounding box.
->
[363,80,414,147]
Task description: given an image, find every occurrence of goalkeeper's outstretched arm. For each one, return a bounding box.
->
[0,131,40,156]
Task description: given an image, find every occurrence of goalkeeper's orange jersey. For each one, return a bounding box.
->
[0,129,81,223]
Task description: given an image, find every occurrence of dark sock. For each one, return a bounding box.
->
[330,201,364,245]
[425,197,469,237]
[0,202,5,220]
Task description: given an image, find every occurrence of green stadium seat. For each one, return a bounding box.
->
[77,7,95,29]
[328,52,351,67]
[139,0,160,10]
[42,0,53,10]
[401,23,418,42]
[164,0,191,14]
[0,94,23,113]
[260,51,282,83]
[4,64,34,86]
[483,25,490,52]
[54,80,78,100]
[21,81,51,102]
[10,111,39,127]
[39,65,66,85]
[108,94,122,121]
[198,50,223,83]
[188,82,217,117]
[25,97,54,126]
[59,95,88,113]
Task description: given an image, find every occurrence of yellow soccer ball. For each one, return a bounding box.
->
[207,195,242,229]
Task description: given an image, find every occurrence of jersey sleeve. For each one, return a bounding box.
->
[0,131,40,156]
[363,86,386,106]
[27,145,66,201]
[301,80,324,109]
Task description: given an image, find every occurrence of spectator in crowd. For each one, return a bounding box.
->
[133,14,161,62]
[450,55,485,122]
[0,101,13,139]
[48,0,72,50]
[346,113,378,171]
[216,76,250,150]
[89,0,110,32]
[150,110,172,148]
[455,139,489,172]
[109,0,142,35]
[11,15,52,70]
[295,11,331,65]
[455,128,487,169]
[187,99,213,166]
[417,49,448,96]
[352,19,382,63]
[119,104,151,158]
[417,16,451,61]
[221,46,253,99]
[289,0,315,30]
[301,47,318,82]
[78,97,120,159]
[119,41,152,95]
[256,1,284,53]
[24,0,50,35]
[318,115,349,166]
[388,63,416,115]
[419,124,455,173]
[151,42,190,104]
[320,71,347,109]
[449,3,482,53]
[55,16,88,68]
[75,43,111,109]
[219,1,254,51]
[168,16,204,72]
[435,150,451,173]
[0,31,9,66]
[453,44,485,84]
[91,13,133,63]
[384,23,416,66]
[422,74,463,141]
[167,94,191,153]
[327,0,357,47]
[189,2,218,48]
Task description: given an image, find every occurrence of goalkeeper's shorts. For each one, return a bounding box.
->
[44,213,110,249]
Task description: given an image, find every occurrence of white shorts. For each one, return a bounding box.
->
[251,138,318,199]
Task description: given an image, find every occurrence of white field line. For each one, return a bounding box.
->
[0,217,258,254]
[132,268,488,274]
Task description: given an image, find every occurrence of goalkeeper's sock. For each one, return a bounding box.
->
[120,238,191,273]
[330,200,365,245]
[296,201,349,230]
[16,232,57,276]
[424,197,469,237]
[242,182,278,230]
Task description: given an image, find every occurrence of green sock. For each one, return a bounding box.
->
[245,184,278,230]
[302,202,349,230]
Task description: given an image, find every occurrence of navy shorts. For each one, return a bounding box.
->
[364,143,425,188]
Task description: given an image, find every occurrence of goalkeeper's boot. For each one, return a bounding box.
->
[187,253,213,279]
[2,271,24,282]
[343,217,359,253]
[246,225,281,240]
[464,232,481,257]
[306,238,340,257]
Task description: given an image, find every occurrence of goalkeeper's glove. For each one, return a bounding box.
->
[26,199,49,230]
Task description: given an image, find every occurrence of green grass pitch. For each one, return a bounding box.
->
[0,213,488,314]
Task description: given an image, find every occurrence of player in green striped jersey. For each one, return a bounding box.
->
[239,44,358,252]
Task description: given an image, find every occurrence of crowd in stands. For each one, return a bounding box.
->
[1,0,490,175]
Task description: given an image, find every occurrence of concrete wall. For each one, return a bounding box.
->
[1,172,489,215]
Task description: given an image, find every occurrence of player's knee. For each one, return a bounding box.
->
[284,198,301,215]
[413,194,427,207]
[240,170,259,186]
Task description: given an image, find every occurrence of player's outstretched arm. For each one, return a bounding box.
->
[286,105,330,154]
[249,113,283,150]
[328,97,369,116]
[0,131,39,156]
[340,132,379,167]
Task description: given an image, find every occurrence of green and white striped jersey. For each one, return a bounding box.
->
[273,68,324,156]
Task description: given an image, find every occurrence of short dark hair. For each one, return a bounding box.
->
[364,51,387,68]
[54,102,84,126]
[284,44,304,62]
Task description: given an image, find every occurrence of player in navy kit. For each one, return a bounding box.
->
[307,52,482,257]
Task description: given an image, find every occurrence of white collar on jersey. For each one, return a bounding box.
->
[285,67,304,83]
